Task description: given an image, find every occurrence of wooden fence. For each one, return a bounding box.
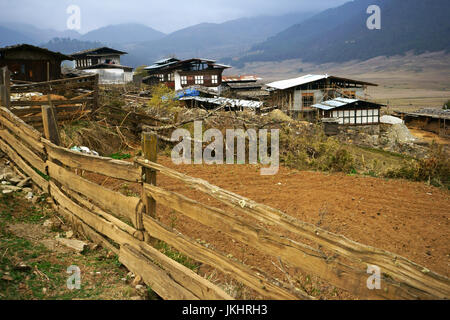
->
[1,67,98,129]
[0,104,449,300]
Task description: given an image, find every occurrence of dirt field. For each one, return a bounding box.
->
[153,156,450,281]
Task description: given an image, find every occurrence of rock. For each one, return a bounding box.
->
[14,263,31,272]
[132,275,143,286]
[25,192,33,200]
[135,284,144,290]
[65,231,74,239]
[22,187,32,193]
[17,178,31,188]
[2,189,13,195]
[56,238,87,253]
[106,251,115,259]
[31,196,39,204]
[130,296,144,300]
[43,220,53,228]
[127,272,135,278]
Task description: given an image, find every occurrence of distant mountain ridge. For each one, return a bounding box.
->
[236,0,450,66]
[0,12,314,67]
[80,23,166,44]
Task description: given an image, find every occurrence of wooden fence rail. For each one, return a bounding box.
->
[0,101,449,300]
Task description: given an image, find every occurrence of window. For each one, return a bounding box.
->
[302,93,314,108]
[195,75,204,85]
[181,76,188,85]
[158,74,164,81]
[167,73,173,81]
[212,75,218,84]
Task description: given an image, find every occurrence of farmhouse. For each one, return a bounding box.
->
[266,74,377,112]
[394,108,450,136]
[143,57,230,90]
[71,47,133,84]
[0,44,72,82]
[221,75,268,99]
[311,97,383,125]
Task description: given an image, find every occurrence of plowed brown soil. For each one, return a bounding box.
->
[155,157,450,278]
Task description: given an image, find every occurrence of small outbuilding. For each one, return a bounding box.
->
[0,44,72,82]
[71,47,133,84]
[311,98,383,125]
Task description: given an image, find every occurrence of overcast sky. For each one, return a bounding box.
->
[0,0,350,34]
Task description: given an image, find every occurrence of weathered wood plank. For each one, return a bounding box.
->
[47,161,141,224]
[0,107,44,153]
[50,180,138,247]
[52,182,227,300]
[11,105,88,116]
[0,137,48,190]
[41,105,61,146]
[43,139,141,182]
[11,98,93,107]
[137,158,450,300]
[119,244,199,300]
[131,242,233,300]
[142,214,311,300]
[55,204,119,255]
[0,129,46,172]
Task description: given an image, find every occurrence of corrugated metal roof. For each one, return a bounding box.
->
[311,97,359,110]
[266,74,328,90]
[266,74,378,90]
[180,96,263,109]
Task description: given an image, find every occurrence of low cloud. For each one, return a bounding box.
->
[0,0,350,33]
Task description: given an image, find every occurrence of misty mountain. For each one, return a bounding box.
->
[80,23,166,44]
[40,38,105,55]
[0,26,34,46]
[236,0,450,66]
[122,12,315,66]
[0,22,81,45]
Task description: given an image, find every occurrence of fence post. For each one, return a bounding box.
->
[92,74,99,112]
[0,67,11,109]
[41,102,61,146]
[141,132,158,244]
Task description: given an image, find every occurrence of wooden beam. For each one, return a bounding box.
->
[119,244,199,300]
[0,137,48,191]
[141,132,157,218]
[0,107,43,153]
[43,139,141,182]
[47,161,141,226]
[0,129,46,172]
[41,105,61,146]
[142,214,310,300]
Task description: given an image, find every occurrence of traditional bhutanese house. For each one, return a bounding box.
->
[265,74,377,113]
[311,98,383,125]
[143,57,230,90]
[71,47,133,84]
[393,108,449,136]
[221,75,268,99]
[0,44,72,82]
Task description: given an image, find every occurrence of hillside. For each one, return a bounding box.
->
[40,38,105,55]
[0,26,34,46]
[236,0,450,66]
[122,12,314,66]
[80,23,165,44]
[0,22,81,45]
